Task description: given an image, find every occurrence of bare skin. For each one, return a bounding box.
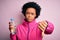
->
[25,8,36,22]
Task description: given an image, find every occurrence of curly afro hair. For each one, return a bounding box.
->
[22,2,41,18]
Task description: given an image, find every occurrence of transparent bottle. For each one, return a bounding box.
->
[10,18,16,35]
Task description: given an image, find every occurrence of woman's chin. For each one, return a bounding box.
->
[28,20,34,22]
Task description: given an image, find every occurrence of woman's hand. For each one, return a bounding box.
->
[9,22,15,32]
[38,20,48,32]
[38,20,48,37]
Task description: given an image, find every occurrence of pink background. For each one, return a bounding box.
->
[0,0,60,40]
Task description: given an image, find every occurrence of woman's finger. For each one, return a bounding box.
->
[41,21,47,27]
[38,26,44,31]
[40,23,45,29]
[43,21,47,25]
[38,23,45,31]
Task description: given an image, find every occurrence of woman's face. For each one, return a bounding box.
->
[25,8,36,22]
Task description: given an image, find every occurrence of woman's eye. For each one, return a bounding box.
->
[26,12,29,14]
[31,13,34,15]
[26,13,29,15]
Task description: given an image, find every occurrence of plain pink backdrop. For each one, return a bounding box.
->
[0,0,60,40]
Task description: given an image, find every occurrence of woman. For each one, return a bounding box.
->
[9,2,54,40]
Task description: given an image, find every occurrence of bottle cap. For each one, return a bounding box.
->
[10,18,14,22]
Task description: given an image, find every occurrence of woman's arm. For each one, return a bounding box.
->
[10,33,16,40]
[38,20,54,35]
[44,21,54,34]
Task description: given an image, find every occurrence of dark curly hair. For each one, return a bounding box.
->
[22,2,41,18]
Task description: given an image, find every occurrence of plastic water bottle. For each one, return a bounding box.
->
[10,18,16,35]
